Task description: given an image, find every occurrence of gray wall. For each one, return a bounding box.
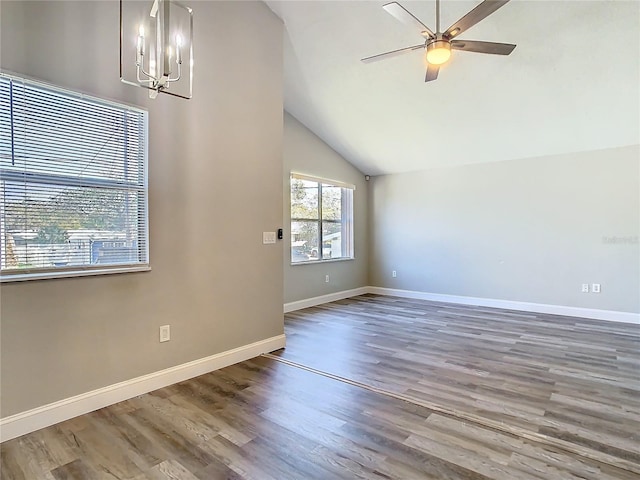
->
[369,145,640,313]
[0,1,284,417]
[283,113,368,304]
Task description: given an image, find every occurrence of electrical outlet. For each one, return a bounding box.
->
[159,325,171,342]
[581,284,589,293]
[392,270,397,278]
[325,275,330,283]
[592,283,601,293]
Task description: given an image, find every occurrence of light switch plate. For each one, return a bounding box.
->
[263,232,276,244]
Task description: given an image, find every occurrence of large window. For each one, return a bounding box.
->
[290,173,354,263]
[0,73,149,281]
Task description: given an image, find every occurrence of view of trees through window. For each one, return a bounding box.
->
[1,184,142,269]
[290,175,353,263]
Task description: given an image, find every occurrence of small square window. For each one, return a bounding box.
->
[290,174,354,263]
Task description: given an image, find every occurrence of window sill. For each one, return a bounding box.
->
[0,265,151,283]
[290,257,354,266]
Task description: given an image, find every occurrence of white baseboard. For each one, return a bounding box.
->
[284,286,639,324]
[284,287,369,313]
[0,334,286,443]
[368,287,640,324]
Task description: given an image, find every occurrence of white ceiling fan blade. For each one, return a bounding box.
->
[444,0,510,39]
[451,40,516,55]
[383,2,435,39]
[361,44,424,64]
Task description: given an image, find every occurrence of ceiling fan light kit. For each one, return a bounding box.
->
[362,0,516,82]
[426,38,451,65]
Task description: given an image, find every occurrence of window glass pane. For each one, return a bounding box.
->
[1,180,145,270]
[321,184,341,221]
[291,178,318,220]
[291,221,318,263]
[322,221,343,259]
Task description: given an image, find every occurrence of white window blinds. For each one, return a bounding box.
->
[0,73,149,280]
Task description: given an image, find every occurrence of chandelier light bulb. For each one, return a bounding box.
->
[136,25,145,62]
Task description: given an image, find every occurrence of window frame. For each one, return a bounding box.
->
[290,173,355,265]
[0,72,150,282]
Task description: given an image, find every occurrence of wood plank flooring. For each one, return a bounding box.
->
[277,295,640,474]
[1,294,639,479]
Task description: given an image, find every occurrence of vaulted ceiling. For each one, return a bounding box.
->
[267,1,640,175]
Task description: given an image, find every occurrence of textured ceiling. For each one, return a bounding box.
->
[267,1,640,175]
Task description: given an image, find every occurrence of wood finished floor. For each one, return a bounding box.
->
[278,295,640,474]
[1,294,639,479]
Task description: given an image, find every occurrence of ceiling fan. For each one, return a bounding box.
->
[362,0,516,82]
